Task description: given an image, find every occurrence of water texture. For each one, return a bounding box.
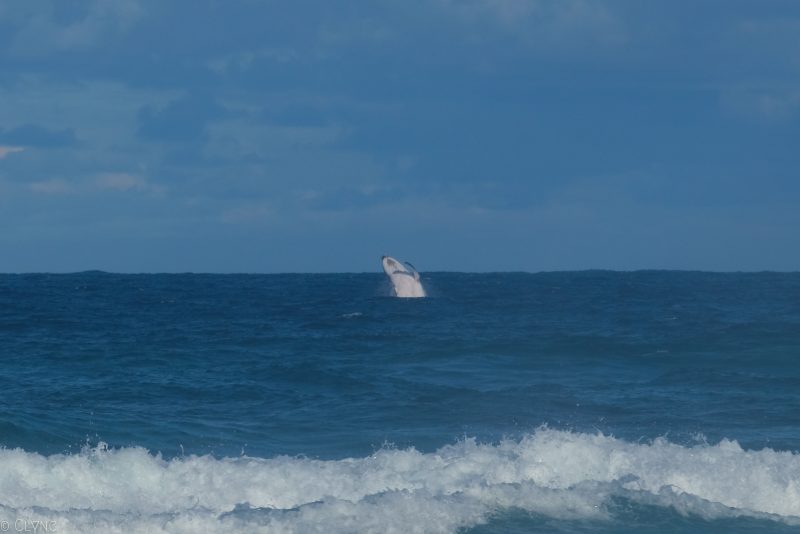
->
[0,271,798,532]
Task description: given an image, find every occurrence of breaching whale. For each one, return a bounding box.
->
[381,255,426,298]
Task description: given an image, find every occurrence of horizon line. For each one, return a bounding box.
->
[1,269,798,276]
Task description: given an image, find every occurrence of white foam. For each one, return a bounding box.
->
[1,429,799,533]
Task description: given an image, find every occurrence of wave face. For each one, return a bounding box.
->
[1,429,799,533]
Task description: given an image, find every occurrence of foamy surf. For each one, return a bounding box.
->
[1,429,798,533]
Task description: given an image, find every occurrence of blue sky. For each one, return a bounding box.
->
[1,1,798,272]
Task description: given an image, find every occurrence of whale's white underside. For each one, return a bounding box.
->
[382,256,426,298]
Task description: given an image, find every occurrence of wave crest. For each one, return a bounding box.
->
[1,429,799,533]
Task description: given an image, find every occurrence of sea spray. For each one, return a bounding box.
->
[1,429,799,533]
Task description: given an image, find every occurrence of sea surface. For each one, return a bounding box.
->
[1,271,799,533]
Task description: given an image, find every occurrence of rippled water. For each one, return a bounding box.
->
[1,271,799,532]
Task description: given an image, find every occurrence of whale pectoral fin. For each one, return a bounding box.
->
[404,262,420,281]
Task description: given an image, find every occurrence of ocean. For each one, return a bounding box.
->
[1,271,799,533]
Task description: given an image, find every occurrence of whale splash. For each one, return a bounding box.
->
[382,255,426,298]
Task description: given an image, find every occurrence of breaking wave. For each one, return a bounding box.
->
[1,428,799,533]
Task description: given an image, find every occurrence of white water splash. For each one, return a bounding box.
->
[1,429,799,533]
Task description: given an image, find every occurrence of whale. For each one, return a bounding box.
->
[381,255,426,298]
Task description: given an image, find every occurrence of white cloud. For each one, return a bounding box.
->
[438,0,627,49]
[0,146,25,159]
[95,172,165,195]
[28,173,165,196]
[29,179,72,195]
[95,172,145,191]
[208,47,301,75]
[720,88,800,122]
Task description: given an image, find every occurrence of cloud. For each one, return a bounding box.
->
[720,89,800,122]
[25,173,164,196]
[138,93,228,142]
[0,146,25,159]
[7,0,144,57]
[0,124,77,147]
[94,172,165,195]
[737,17,800,70]
[1,1,800,272]
[202,120,349,165]
[220,201,274,223]
[298,184,401,211]
[29,179,72,195]
[438,0,627,49]
[207,47,301,75]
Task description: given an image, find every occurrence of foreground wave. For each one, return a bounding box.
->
[1,429,798,533]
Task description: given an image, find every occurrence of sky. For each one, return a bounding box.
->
[1,0,799,273]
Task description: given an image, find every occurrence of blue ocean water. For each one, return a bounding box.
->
[1,271,799,533]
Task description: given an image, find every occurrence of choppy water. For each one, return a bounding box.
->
[1,271,799,533]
